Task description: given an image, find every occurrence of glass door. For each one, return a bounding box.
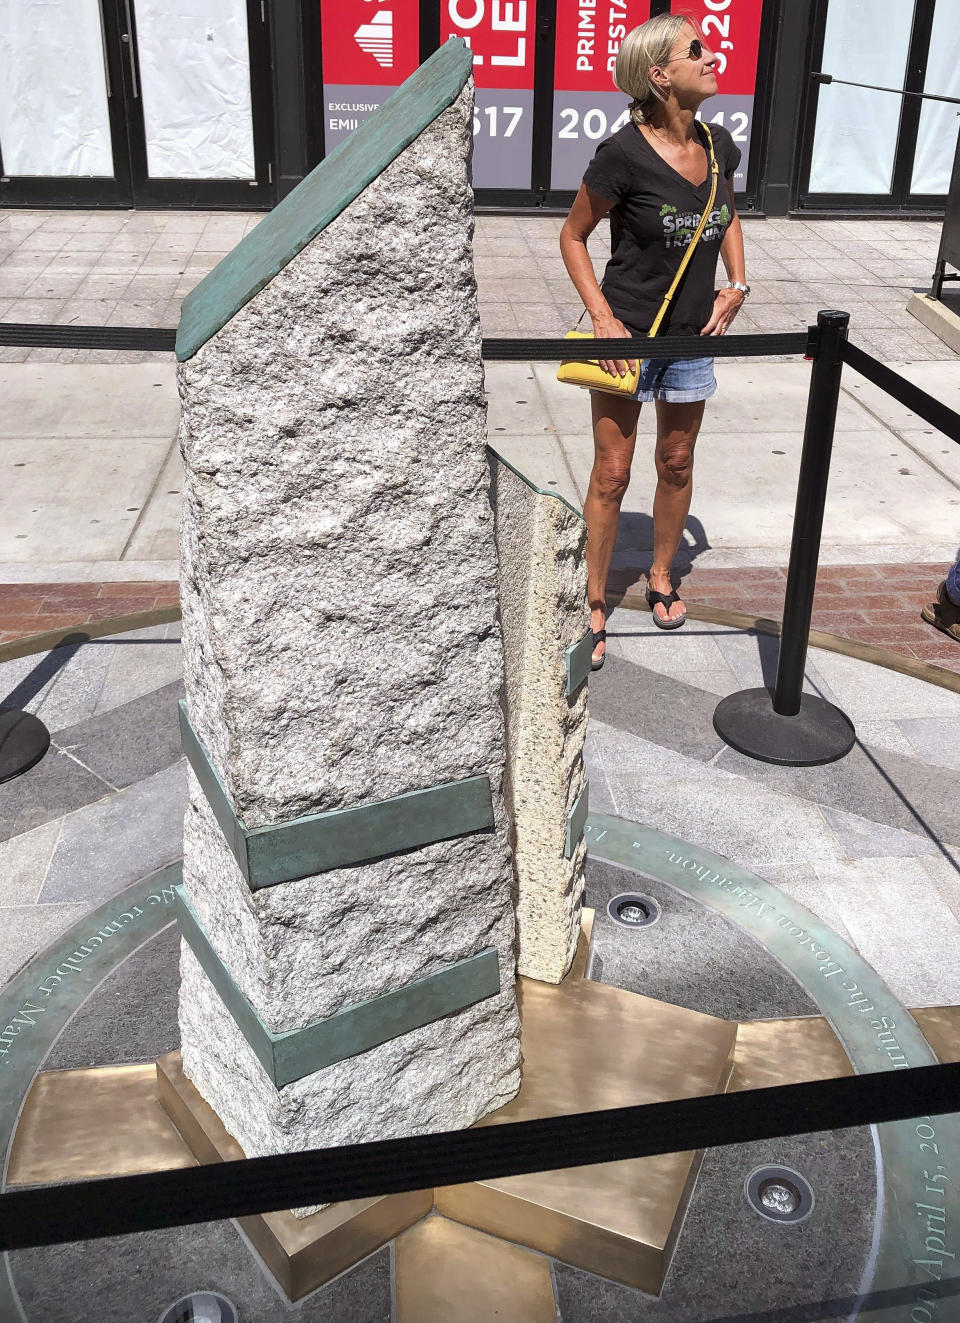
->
[0,0,274,209]
[0,0,133,206]
[120,0,274,207]
[799,0,957,210]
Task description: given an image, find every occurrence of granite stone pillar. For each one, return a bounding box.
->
[174,43,521,1177]
[492,455,590,984]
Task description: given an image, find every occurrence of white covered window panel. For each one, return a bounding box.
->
[0,0,113,177]
[911,0,960,195]
[809,0,913,195]
[135,0,255,180]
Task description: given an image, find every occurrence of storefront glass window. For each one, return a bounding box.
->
[911,0,960,195]
[136,0,255,180]
[0,0,112,177]
[809,0,913,195]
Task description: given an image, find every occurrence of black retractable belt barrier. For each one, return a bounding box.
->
[0,321,811,362]
[482,331,811,361]
[0,322,178,352]
[843,340,960,445]
[1,1061,958,1251]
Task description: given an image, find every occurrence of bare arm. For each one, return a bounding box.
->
[559,184,636,377]
[701,180,746,337]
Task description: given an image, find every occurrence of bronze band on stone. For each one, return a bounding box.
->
[564,781,590,860]
[174,886,501,1088]
[178,701,496,890]
[565,630,594,696]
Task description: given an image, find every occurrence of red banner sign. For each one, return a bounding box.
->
[442,0,536,91]
[685,0,764,97]
[554,0,650,93]
[320,0,420,87]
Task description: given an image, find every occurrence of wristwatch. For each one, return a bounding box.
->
[726,281,751,297]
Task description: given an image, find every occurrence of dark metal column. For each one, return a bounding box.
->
[757,0,815,217]
[711,310,856,767]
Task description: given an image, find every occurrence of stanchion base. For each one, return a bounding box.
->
[713,688,855,767]
[0,707,51,783]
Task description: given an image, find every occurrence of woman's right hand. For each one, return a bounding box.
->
[591,313,637,378]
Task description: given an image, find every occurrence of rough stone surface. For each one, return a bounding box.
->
[492,458,589,983]
[176,82,521,1174]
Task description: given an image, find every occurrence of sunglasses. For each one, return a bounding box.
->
[666,38,704,62]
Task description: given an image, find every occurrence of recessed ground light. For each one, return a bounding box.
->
[607,892,661,928]
[745,1165,814,1224]
[158,1293,238,1323]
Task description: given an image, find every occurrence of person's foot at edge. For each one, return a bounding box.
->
[646,568,686,627]
[591,604,607,668]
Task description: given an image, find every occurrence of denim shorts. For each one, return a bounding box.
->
[630,356,717,404]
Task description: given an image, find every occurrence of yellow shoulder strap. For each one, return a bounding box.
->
[648,123,720,338]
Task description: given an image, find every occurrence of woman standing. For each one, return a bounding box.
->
[559,14,749,667]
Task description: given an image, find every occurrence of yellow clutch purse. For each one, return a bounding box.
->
[557,330,641,396]
[558,123,719,398]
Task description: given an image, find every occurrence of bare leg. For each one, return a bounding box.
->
[648,399,705,624]
[584,390,642,665]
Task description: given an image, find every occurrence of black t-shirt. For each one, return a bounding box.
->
[582,120,741,337]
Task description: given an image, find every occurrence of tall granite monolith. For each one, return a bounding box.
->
[174,43,521,1182]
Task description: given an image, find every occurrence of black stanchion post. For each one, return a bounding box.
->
[712,311,856,767]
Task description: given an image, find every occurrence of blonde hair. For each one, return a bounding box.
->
[615,14,699,127]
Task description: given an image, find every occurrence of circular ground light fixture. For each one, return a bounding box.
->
[745,1165,815,1224]
[607,892,661,928]
[159,1294,238,1323]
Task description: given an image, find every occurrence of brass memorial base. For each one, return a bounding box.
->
[9,912,960,1313]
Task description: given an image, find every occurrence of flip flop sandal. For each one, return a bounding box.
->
[647,587,687,630]
[591,629,607,671]
[921,581,960,643]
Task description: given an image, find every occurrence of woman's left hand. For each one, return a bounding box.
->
[701,287,745,337]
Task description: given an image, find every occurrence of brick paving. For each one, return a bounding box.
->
[607,561,960,675]
[0,581,178,645]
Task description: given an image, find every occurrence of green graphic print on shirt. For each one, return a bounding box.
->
[660,202,732,250]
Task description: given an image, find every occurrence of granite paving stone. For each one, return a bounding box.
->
[586,857,817,1020]
[589,655,727,764]
[554,1128,875,1323]
[606,618,731,674]
[811,856,960,1006]
[896,715,960,771]
[12,1227,392,1323]
[714,740,960,845]
[52,677,184,789]
[0,818,62,906]
[849,719,916,758]
[23,637,115,731]
[38,758,186,904]
[918,852,960,926]
[818,803,942,861]
[0,745,112,843]
[757,862,858,948]
[94,627,184,715]
[0,902,90,987]
[42,920,181,1070]
[590,720,847,869]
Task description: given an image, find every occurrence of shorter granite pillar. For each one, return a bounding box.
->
[491,452,590,984]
